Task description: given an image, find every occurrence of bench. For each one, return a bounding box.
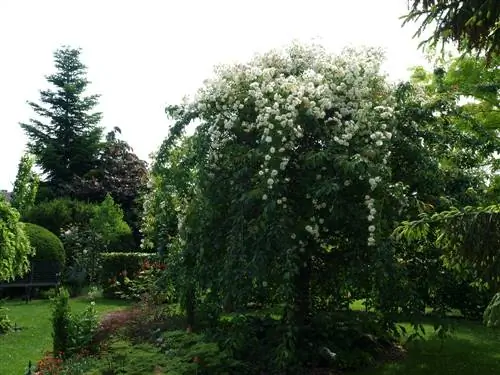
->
[0,261,61,302]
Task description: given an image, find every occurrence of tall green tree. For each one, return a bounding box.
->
[403,0,500,60]
[20,46,103,194]
[11,154,39,215]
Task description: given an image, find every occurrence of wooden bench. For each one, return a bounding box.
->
[0,261,61,302]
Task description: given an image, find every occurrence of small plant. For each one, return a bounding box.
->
[87,285,101,301]
[40,287,58,300]
[0,303,12,334]
[24,360,36,375]
[35,352,64,375]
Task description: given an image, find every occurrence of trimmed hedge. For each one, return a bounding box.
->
[100,252,153,298]
[107,231,137,253]
[23,222,65,266]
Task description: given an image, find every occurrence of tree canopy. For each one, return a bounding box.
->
[404,0,500,60]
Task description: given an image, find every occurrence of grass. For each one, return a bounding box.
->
[0,297,128,375]
[355,320,500,375]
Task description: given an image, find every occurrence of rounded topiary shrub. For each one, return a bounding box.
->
[23,222,65,266]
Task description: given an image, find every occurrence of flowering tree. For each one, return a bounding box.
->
[150,43,401,363]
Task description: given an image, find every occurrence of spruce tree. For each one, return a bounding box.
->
[20,46,103,192]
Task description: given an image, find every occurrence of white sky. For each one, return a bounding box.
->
[0,0,429,190]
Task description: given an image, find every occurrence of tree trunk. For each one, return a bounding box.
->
[185,285,195,329]
[293,258,312,328]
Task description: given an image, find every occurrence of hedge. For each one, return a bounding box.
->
[23,222,65,266]
[100,252,153,298]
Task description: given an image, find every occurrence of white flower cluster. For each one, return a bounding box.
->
[365,195,377,246]
[191,42,394,248]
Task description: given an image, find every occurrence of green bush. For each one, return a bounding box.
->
[100,253,152,298]
[23,223,65,266]
[23,198,97,236]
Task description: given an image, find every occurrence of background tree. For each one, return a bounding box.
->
[66,127,148,242]
[403,0,500,60]
[11,154,39,215]
[20,46,103,197]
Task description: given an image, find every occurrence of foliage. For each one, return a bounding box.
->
[403,0,500,60]
[40,287,59,300]
[67,301,100,356]
[52,288,71,357]
[483,293,500,328]
[20,46,103,191]
[141,136,198,254]
[0,197,34,281]
[100,252,152,298]
[90,335,240,375]
[23,222,65,265]
[60,225,101,285]
[59,195,133,285]
[67,128,148,243]
[51,287,100,359]
[89,194,133,252]
[23,198,97,236]
[116,258,170,303]
[394,204,500,289]
[11,154,39,215]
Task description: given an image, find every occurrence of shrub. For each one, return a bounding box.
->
[40,287,58,300]
[100,253,152,298]
[52,288,71,356]
[61,225,102,285]
[51,287,100,359]
[117,257,170,303]
[23,223,65,266]
[483,292,500,328]
[0,198,33,281]
[22,198,97,236]
[0,303,12,334]
[67,301,100,356]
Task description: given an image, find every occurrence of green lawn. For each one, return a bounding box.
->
[0,297,128,375]
[356,321,500,375]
